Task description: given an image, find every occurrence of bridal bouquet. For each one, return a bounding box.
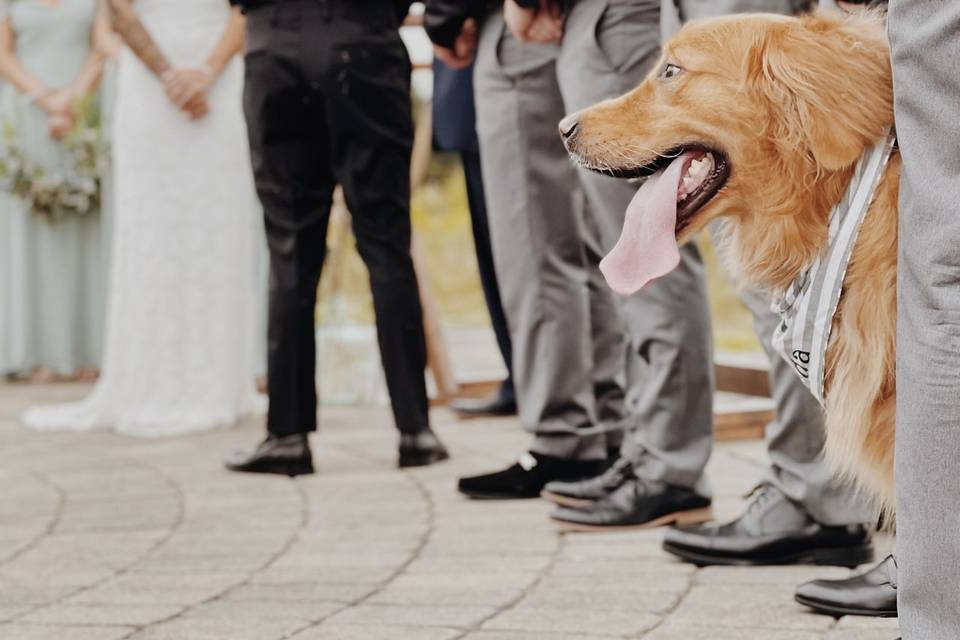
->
[0,97,108,221]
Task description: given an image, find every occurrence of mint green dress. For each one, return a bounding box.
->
[0,0,104,376]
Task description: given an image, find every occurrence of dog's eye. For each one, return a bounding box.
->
[659,63,684,79]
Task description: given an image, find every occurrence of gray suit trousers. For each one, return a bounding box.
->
[474,1,715,471]
[474,12,626,461]
[889,2,960,637]
[560,0,715,489]
[737,285,874,525]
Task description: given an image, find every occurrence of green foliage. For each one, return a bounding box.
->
[698,234,763,354]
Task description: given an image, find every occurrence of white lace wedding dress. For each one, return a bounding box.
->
[23,0,265,436]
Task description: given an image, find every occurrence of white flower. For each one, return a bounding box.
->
[0,109,108,220]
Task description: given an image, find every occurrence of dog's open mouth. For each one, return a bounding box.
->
[605,146,730,236]
[591,145,729,295]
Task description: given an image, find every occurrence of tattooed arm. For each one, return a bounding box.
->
[106,0,208,117]
[106,0,170,78]
[164,8,244,110]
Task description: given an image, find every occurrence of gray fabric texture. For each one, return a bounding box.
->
[474,2,716,473]
[889,1,960,637]
[560,0,715,490]
[474,13,623,461]
[737,284,874,526]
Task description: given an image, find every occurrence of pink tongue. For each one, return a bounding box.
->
[600,153,691,295]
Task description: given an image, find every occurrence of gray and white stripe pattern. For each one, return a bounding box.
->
[771,134,897,405]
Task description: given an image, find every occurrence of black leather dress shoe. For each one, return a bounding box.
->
[225,433,314,477]
[550,476,713,531]
[662,484,874,567]
[399,429,450,468]
[795,554,898,617]
[541,457,635,508]
[458,452,606,499]
[448,385,517,418]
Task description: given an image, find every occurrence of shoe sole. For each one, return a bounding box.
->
[554,506,715,533]
[225,462,315,477]
[458,488,542,500]
[540,490,595,509]
[399,450,451,469]
[452,409,517,420]
[793,594,897,618]
[662,541,875,568]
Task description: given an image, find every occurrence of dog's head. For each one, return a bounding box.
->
[562,11,892,293]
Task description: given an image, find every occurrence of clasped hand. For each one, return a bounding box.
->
[433,17,478,70]
[433,0,563,71]
[38,88,78,141]
[162,66,214,120]
[504,0,564,44]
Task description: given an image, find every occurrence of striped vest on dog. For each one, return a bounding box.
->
[771,134,897,405]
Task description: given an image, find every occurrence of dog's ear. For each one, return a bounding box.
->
[746,12,893,171]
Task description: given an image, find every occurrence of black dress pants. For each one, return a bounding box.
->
[242,0,429,436]
[460,151,514,399]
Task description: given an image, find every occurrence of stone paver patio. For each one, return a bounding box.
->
[0,383,900,639]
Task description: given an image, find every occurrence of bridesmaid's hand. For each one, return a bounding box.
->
[37,87,77,118]
[47,111,75,140]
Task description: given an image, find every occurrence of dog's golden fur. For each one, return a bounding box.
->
[566,11,898,510]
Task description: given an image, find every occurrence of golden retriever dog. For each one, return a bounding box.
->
[560,11,898,511]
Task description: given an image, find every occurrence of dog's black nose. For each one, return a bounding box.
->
[559,115,579,139]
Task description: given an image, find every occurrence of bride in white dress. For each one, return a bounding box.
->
[24,0,264,436]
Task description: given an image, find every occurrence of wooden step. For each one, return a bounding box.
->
[715,352,771,398]
[714,392,774,441]
[442,382,774,442]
